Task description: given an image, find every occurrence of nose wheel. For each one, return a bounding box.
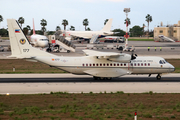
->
[156,74,161,80]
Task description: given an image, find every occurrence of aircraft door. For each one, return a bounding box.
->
[129,63,133,72]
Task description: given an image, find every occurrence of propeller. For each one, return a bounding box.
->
[131,52,137,60]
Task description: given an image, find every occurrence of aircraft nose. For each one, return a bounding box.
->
[169,63,175,72]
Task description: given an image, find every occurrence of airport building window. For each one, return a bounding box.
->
[159,30,163,33]
[174,30,177,33]
[93,64,95,66]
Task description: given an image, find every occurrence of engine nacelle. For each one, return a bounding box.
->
[108,54,131,63]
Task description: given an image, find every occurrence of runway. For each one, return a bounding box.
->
[1,74,180,94]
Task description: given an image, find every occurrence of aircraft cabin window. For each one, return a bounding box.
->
[114,63,116,66]
[141,63,143,66]
[145,63,147,66]
[82,64,84,66]
[117,64,119,66]
[103,63,106,66]
[148,63,150,66]
[93,64,95,66]
[124,63,126,66]
[138,63,140,66]
[131,63,133,66]
[96,64,98,66]
[110,63,112,66]
[107,63,109,66]
[86,64,88,66]
[134,63,136,66]
[100,63,102,66]
[121,63,123,66]
[89,64,91,66]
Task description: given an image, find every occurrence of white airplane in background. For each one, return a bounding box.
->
[62,18,114,41]
[7,19,175,80]
[30,19,49,47]
[158,35,175,42]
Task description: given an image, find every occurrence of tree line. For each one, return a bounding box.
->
[0,14,153,37]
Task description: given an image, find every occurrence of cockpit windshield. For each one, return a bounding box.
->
[159,60,166,64]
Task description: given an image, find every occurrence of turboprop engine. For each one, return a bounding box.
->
[108,53,132,63]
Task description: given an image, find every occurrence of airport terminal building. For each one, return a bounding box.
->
[154,21,180,41]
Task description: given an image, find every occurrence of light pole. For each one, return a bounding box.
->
[124,8,130,49]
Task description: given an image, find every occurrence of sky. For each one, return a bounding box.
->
[0,0,180,32]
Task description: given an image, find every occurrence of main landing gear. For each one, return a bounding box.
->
[156,74,161,80]
[93,76,112,80]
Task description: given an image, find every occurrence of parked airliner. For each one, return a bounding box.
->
[7,19,175,80]
[30,19,49,48]
[62,19,114,41]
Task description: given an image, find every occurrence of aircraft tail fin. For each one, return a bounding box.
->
[101,18,113,32]
[7,19,55,58]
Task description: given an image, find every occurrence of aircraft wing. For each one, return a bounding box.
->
[70,33,90,39]
[83,50,131,63]
[83,50,120,57]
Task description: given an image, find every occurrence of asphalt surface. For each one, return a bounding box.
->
[0,77,180,83]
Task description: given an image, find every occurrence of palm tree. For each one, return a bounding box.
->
[56,26,61,31]
[124,18,131,25]
[145,14,152,39]
[142,23,146,35]
[62,19,68,30]
[70,26,75,31]
[18,17,25,27]
[104,19,108,25]
[40,19,47,34]
[83,18,89,31]
[86,27,91,31]
[0,15,3,28]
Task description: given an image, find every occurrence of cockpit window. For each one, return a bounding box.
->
[159,60,166,64]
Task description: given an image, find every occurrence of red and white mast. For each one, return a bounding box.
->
[124,8,130,49]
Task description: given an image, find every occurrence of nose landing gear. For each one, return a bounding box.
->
[156,74,161,80]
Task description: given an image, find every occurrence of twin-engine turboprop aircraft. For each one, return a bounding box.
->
[7,19,175,80]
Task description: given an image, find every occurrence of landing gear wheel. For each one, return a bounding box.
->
[93,76,99,80]
[106,77,112,80]
[156,74,161,80]
[67,50,70,53]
